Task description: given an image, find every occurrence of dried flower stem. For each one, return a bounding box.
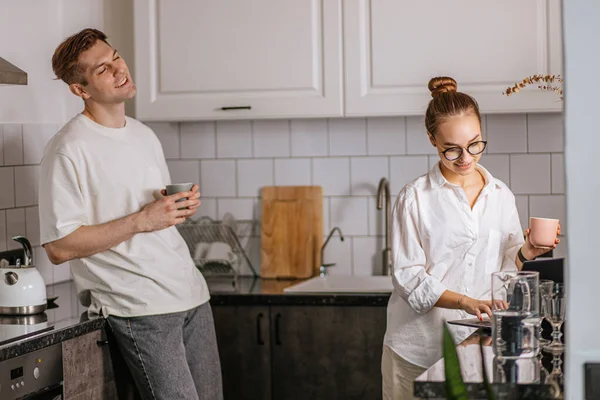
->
[503,74,563,99]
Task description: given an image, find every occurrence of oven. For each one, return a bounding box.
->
[0,343,63,399]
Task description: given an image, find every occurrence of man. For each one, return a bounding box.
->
[39,28,223,399]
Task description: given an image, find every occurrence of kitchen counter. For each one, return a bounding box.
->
[414,329,564,399]
[0,276,390,362]
[208,276,391,306]
[0,281,101,362]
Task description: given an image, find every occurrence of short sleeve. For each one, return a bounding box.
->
[39,153,88,245]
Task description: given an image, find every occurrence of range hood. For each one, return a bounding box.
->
[0,57,27,85]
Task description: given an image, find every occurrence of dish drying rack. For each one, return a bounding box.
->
[176,214,258,278]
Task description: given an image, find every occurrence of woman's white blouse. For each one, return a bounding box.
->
[383,163,524,368]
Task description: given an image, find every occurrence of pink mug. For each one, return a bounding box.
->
[528,217,559,248]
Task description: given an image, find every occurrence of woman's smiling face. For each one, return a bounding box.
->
[429,114,484,177]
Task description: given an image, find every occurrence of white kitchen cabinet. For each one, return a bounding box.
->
[343,0,563,116]
[134,0,343,121]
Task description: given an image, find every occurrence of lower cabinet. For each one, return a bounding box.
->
[212,305,387,400]
[62,330,118,399]
[213,306,272,400]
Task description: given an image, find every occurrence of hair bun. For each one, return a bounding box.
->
[428,77,458,98]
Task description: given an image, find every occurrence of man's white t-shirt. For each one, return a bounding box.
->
[39,113,210,318]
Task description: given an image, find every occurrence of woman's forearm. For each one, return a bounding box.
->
[435,290,467,310]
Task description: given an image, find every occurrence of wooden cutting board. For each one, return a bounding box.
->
[261,186,323,279]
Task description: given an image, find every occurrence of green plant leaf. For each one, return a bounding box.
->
[443,324,469,400]
[479,336,496,400]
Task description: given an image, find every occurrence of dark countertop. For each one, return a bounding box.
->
[0,276,390,362]
[414,329,564,399]
[208,277,391,306]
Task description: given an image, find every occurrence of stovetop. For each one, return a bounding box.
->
[0,311,56,346]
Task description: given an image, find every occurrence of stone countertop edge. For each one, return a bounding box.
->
[0,317,105,363]
[209,293,391,306]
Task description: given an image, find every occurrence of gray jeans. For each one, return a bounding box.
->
[107,302,223,400]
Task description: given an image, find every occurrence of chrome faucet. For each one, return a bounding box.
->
[319,227,344,276]
[377,178,392,276]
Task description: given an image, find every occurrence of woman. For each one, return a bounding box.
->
[381,76,559,400]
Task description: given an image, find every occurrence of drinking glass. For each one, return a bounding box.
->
[541,282,566,351]
[538,279,554,347]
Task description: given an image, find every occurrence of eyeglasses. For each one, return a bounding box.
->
[440,140,487,161]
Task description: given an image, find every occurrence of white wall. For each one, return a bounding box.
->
[0,0,103,123]
[563,1,600,399]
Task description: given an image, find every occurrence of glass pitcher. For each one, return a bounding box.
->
[491,271,540,359]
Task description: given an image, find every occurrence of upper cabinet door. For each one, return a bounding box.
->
[343,0,563,116]
[134,0,343,121]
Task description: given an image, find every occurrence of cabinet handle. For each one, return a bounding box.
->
[220,106,252,111]
[256,313,264,345]
[96,340,109,346]
[274,313,282,346]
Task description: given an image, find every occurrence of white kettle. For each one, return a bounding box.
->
[0,236,47,315]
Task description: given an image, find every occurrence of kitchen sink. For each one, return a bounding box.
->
[284,275,393,294]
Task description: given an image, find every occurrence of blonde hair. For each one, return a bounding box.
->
[425,77,481,136]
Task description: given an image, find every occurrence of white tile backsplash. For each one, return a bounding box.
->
[0,211,5,251]
[237,159,273,197]
[510,154,551,194]
[428,156,439,171]
[312,158,350,196]
[390,156,429,195]
[201,160,236,197]
[329,118,367,156]
[0,113,566,283]
[0,167,15,209]
[22,124,58,165]
[3,124,23,166]
[290,119,328,157]
[274,158,311,186]
[145,122,180,159]
[551,153,565,194]
[190,198,217,220]
[330,197,368,236]
[480,154,510,186]
[353,237,384,276]
[527,113,564,153]
[486,114,527,153]
[25,206,40,247]
[217,198,256,220]
[181,122,216,159]
[406,116,437,155]
[350,157,388,196]
[253,120,290,158]
[14,166,39,207]
[54,262,72,283]
[166,160,200,186]
[367,117,406,155]
[515,195,529,232]
[6,208,25,250]
[216,121,252,158]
